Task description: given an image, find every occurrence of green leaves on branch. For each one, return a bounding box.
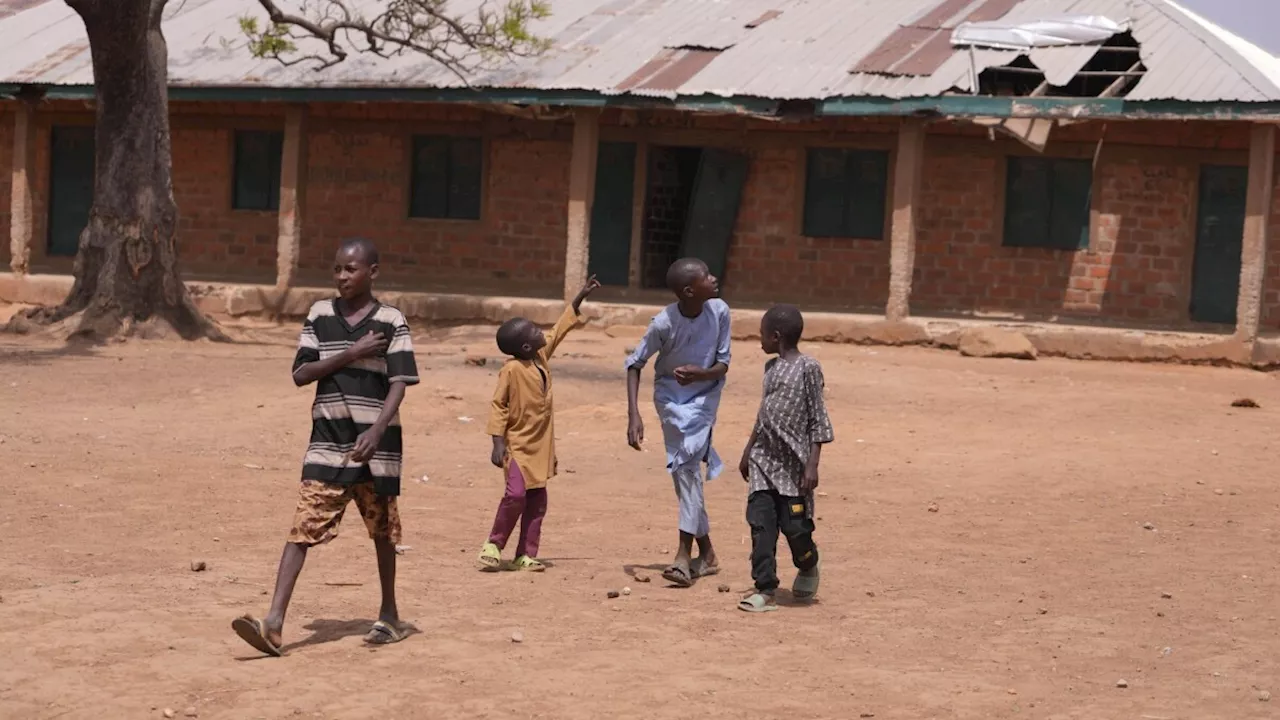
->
[239,0,551,79]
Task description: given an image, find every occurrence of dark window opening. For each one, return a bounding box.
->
[232,130,283,211]
[1003,156,1092,251]
[409,135,483,220]
[802,148,889,239]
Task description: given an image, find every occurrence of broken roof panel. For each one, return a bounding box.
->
[0,0,1276,104]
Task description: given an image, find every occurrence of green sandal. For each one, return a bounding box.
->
[477,542,503,572]
[512,555,546,572]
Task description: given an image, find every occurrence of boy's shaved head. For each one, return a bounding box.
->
[496,317,533,356]
[666,258,708,294]
[338,237,380,265]
[763,304,804,346]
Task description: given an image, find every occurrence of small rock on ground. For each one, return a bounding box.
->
[189,561,207,572]
[1260,690,1272,702]
[1232,398,1260,408]
[717,584,731,593]
[465,356,487,367]
[1116,679,1129,689]
[162,710,175,719]
[510,631,523,643]
[607,590,620,599]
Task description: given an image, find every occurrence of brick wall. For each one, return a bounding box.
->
[171,126,278,280]
[726,146,890,310]
[299,128,569,294]
[912,147,1196,325]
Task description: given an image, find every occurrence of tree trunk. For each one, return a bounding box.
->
[25,0,223,341]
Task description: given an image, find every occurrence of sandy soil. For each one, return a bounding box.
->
[0,319,1278,720]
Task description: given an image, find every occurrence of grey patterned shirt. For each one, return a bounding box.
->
[748,354,834,511]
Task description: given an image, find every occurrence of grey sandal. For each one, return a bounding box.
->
[792,562,820,600]
[738,592,778,613]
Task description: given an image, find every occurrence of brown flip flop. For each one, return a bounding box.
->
[661,562,694,588]
[231,614,283,657]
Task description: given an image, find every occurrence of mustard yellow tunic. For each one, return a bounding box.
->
[485,306,582,490]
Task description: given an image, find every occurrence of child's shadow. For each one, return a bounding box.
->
[280,619,419,654]
[622,562,670,579]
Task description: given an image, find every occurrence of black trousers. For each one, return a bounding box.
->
[747,489,819,593]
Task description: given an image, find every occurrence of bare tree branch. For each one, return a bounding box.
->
[241,0,551,82]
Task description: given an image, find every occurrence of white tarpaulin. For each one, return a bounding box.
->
[951,15,1130,50]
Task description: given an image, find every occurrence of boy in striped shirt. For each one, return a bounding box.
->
[233,237,419,656]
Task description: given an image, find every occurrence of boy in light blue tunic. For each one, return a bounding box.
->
[625,258,731,587]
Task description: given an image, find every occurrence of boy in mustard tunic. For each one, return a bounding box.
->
[478,276,601,571]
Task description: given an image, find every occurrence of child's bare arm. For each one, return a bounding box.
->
[801,443,823,492]
[544,276,602,360]
[294,333,386,386]
[626,367,644,450]
[351,381,406,463]
[624,317,665,451]
[738,425,759,481]
[800,360,835,493]
[571,275,601,314]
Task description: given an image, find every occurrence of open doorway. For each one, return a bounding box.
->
[641,146,749,289]
[641,146,701,287]
[587,143,750,290]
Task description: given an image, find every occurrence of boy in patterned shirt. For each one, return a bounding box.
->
[737,304,833,613]
[232,237,419,655]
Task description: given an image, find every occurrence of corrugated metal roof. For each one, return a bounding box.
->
[0,0,1277,103]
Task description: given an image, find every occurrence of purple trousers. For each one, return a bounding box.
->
[487,462,548,558]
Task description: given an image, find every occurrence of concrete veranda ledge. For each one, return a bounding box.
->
[5,272,1277,368]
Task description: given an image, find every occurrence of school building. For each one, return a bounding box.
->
[4,0,1280,362]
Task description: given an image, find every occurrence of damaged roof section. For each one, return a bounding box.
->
[952,17,1148,99]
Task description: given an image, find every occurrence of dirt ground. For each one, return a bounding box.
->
[1,316,1278,720]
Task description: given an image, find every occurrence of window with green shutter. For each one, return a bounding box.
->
[232,130,284,211]
[802,148,889,239]
[1003,156,1092,250]
[409,135,483,220]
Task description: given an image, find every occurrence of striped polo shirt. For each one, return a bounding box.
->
[292,299,419,496]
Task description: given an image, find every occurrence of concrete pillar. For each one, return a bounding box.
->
[886,119,926,321]
[1235,123,1275,345]
[564,109,599,302]
[275,105,307,290]
[9,100,35,275]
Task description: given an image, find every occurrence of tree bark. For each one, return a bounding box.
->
[23,0,223,341]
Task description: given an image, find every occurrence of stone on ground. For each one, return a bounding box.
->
[957,327,1038,360]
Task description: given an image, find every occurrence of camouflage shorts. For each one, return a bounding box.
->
[287,480,402,546]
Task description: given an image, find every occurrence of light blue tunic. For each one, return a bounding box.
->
[624,299,732,479]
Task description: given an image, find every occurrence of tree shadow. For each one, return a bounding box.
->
[0,343,98,366]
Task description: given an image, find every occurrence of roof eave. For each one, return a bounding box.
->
[4,83,1280,121]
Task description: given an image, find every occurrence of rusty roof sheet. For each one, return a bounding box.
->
[0,0,1277,103]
